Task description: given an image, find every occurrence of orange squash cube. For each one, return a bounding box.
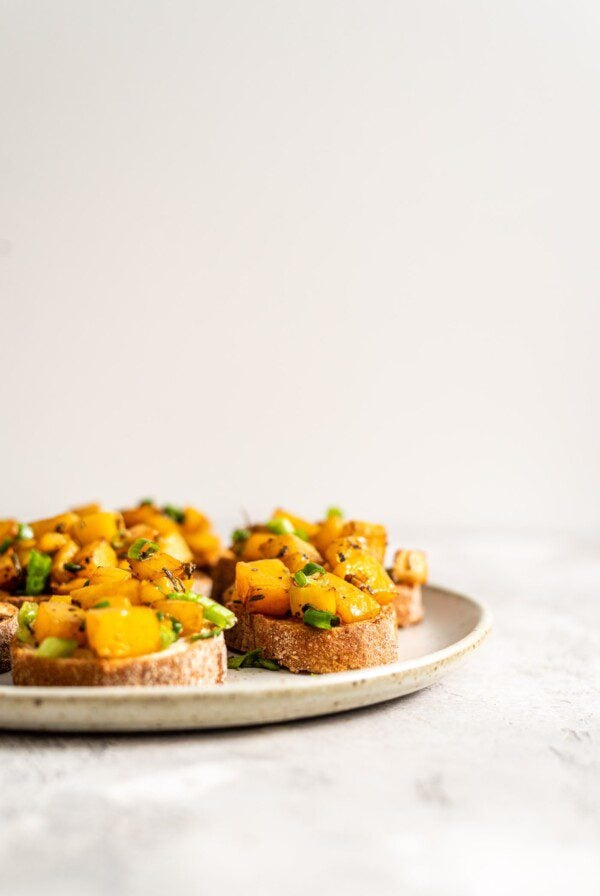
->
[73,512,120,546]
[71,579,140,609]
[128,551,182,581]
[238,532,273,561]
[157,531,193,564]
[391,549,428,585]
[74,539,118,575]
[33,601,86,645]
[312,515,344,555]
[88,567,132,585]
[324,573,381,623]
[272,509,318,539]
[234,559,291,616]
[290,577,337,618]
[153,599,204,635]
[259,534,323,573]
[86,607,161,658]
[340,521,387,563]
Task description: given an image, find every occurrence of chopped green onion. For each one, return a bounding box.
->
[326,506,344,519]
[25,550,52,596]
[228,648,282,671]
[190,628,224,640]
[163,504,185,524]
[293,570,308,587]
[302,607,340,630]
[64,562,84,573]
[17,523,34,541]
[266,517,294,535]
[159,624,178,650]
[166,592,237,630]
[301,562,326,576]
[294,528,309,542]
[139,498,154,507]
[227,648,262,669]
[92,600,110,609]
[256,657,282,671]
[0,537,12,554]
[16,625,34,645]
[36,637,78,659]
[231,528,251,543]
[18,601,39,629]
[127,538,159,560]
[171,618,183,636]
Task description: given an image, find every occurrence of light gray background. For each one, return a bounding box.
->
[1,1,599,530]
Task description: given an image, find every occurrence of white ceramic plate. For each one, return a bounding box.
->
[0,585,491,732]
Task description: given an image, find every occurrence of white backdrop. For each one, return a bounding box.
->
[1,1,599,533]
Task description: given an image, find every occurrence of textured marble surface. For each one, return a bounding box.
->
[0,532,598,896]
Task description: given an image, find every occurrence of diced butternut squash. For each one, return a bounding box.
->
[88,567,132,585]
[74,539,118,575]
[290,577,337,618]
[258,534,323,573]
[237,532,273,561]
[0,552,18,588]
[185,530,221,565]
[37,532,68,553]
[29,513,79,540]
[157,530,193,563]
[181,507,211,533]
[33,601,86,645]
[71,502,102,516]
[391,549,428,585]
[51,539,79,583]
[49,594,73,604]
[153,598,204,635]
[272,509,318,540]
[340,521,387,563]
[138,581,166,604]
[331,555,396,606]
[128,550,182,581]
[86,607,161,659]
[312,515,344,555]
[234,559,291,616]
[323,536,370,568]
[322,573,381,623]
[73,512,120,546]
[71,579,140,610]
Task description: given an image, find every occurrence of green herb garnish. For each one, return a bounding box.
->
[163,504,185,524]
[18,601,39,630]
[0,537,12,554]
[302,607,340,630]
[24,550,52,596]
[17,523,34,541]
[231,528,251,543]
[228,648,282,671]
[301,562,325,576]
[64,562,84,573]
[266,517,295,535]
[139,498,154,507]
[326,506,344,519]
[36,637,78,659]
[165,592,237,630]
[127,538,159,560]
[159,624,177,650]
[293,570,308,587]
[92,600,111,609]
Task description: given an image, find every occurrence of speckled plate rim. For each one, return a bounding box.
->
[0,585,492,731]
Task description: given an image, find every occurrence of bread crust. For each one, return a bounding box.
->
[391,583,423,627]
[11,634,227,687]
[0,602,18,674]
[225,602,397,673]
[211,552,237,601]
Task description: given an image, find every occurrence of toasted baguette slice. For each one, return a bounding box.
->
[0,602,18,673]
[225,602,397,674]
[11,633,227,687]
[390,582,423,627]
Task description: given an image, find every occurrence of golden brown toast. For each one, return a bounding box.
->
[225,602,397,674]
[0,602,18,674]
[11,633,226,687]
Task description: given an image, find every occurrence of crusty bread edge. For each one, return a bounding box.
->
[225,602,397,674]
[10,633,227,687]
[0,602,18,674]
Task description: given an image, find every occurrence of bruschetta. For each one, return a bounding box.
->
[9,536,235,687]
